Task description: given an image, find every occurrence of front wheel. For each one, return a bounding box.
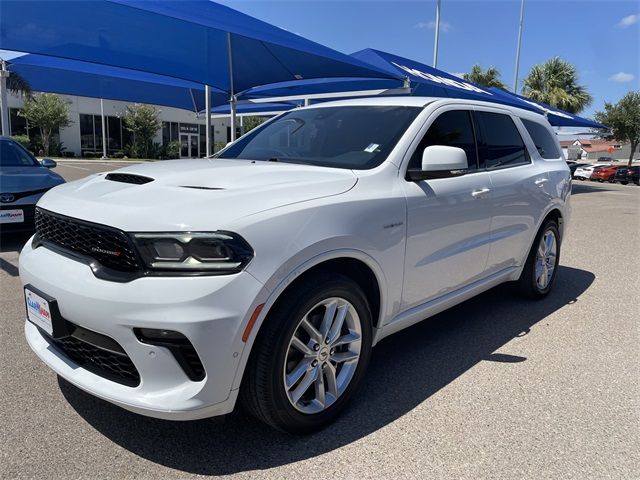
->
[517,219,561,299]
[241,273,372,433]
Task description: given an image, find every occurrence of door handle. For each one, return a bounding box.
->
[534,178,549,186]
[471,188,491,198]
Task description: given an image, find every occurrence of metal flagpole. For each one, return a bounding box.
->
[513,0,525,93]
[205,85,211,156]
[0,60,10,136]
[227,32,237,142]
[432,0,441,68]
[100,98,108,159]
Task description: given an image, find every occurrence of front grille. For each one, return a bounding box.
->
[105,173,154,185]
[50,331,140,387]
[35,208,140,272]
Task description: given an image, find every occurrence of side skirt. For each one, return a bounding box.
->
[374,266,518,344]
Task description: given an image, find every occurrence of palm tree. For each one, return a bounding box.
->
[463,65,507,89]
[2,59,32,97]
[522,57,592,114]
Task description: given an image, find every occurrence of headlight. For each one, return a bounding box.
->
[132,232,253,274]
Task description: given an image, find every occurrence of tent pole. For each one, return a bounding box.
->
[230,96,237,142]
[205,85,211,156]
[432,0,441,68]
[304,98,310,106]
[227,32,237,142]
[239,115,244,136]
[512,0,525,93]
[0,60,9,136]
[100,98,108,159]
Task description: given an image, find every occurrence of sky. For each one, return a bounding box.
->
[1,0,637,120]
[217,0,639,118]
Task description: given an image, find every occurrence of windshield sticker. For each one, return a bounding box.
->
[364,143,380,153]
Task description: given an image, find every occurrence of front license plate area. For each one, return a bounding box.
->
[24,284,69,339]
[0,209,24,223]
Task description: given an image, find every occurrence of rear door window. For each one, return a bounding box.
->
[409,110,478,170]
[475,111,529,169]
[521,119,561,159]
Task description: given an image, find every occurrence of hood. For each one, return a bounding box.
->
[0,166,64,192]
[38,159,358,231]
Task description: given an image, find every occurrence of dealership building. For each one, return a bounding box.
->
[6,92,242,158]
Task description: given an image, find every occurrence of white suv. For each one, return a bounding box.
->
[20,97,571,433]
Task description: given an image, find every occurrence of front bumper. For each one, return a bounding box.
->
[20,239,268,420]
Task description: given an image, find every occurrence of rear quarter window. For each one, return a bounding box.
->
[521,118,561,159]
[475,111,529,169]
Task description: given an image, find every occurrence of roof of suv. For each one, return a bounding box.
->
[301,96,554,125]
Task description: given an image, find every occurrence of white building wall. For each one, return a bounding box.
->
[7,92,236,156]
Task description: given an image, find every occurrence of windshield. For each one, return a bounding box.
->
[0,139,39,167]
[217,105,421,169]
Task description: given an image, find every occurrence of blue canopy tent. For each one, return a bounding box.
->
[350,48,607,130]
[8,54,229,112]
[0,0,400,146]
[351,48,515,103]
[211,102,300,116]
[237,77,405,104]
[486,87,607,130]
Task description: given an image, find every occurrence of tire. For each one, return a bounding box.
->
[517,219,561,299]
[240,272,373,433]
[621,181,629,185]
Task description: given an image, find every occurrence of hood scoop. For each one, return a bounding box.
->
[105,173,154,185]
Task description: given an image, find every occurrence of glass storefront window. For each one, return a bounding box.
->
[10,108,28,136]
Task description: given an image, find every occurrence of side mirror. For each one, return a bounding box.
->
[41,158,57,169]
[407,145,468,181]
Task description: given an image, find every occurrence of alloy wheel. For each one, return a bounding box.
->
[283,297,362,414]
[535,229,557,290]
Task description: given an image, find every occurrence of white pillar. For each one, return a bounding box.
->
[513,0,525,93]
[239,115,244,136]
[230,96,237,142]
[100,98,108,159]
[0,61,9,137]
[205,85,211,156]
[432,0,441,68]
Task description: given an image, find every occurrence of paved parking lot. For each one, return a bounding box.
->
[1,161,638,479]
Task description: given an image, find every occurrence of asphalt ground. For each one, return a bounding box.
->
[1,160,639,479]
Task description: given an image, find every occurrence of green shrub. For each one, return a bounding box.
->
[11,134,31,150]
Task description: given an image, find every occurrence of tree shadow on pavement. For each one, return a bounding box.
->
[59,265,595,476]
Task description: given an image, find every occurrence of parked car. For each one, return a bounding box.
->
[597,156,614,163]
[591,165,621,182]
[568,162,589,177]
[614,165,640,185]
[0,136,64,233]
[574,163,611,181]
[20,97,570,433]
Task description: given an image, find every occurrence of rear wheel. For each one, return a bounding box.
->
[517,219,561,299]
[241,273,372,433]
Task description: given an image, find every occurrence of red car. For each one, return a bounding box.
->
[591,165,621,182]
